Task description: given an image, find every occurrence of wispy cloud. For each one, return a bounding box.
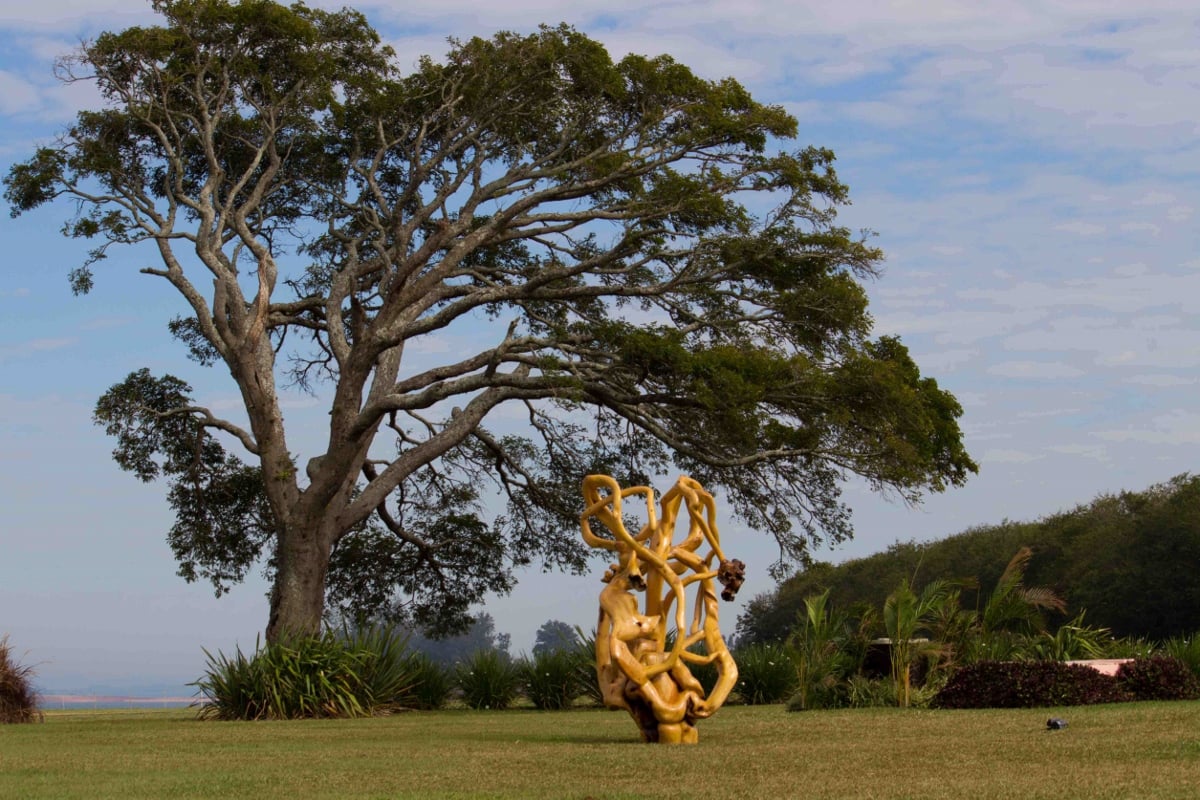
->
[0,71,40,115]
[1095,410,1200,445]
[1054,221,1106,237]
[0,336,77,362]
[1123,374,1196,387]
[981,448,1041,464]
[79,317,135,331]
[988,361,1086,380]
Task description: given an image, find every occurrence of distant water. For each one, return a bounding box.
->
[41,694,195,710]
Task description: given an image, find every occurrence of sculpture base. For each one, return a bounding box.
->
[644,721,699,745]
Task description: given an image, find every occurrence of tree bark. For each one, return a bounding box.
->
[265,523,331,641]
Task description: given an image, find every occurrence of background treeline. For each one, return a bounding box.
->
[737,473,1200,646]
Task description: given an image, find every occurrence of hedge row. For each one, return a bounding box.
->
[932,656,1200,709]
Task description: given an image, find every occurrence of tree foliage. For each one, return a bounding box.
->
[5,0,975,639]
[737,473,1200,645]
[532,619,578,657]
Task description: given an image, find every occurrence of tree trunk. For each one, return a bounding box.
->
[265,525,331,642]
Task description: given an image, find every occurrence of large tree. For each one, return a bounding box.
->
[5,0,976,641]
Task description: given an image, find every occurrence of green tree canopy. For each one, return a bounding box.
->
[532,619,578,657]
[5,0,975,640]
[737,473,1200,645]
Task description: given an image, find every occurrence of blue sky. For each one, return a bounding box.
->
[2,1,1198,694]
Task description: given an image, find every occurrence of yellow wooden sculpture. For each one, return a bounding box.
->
[581,475,746,744]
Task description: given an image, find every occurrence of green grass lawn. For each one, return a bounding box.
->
[2,702,1199,799]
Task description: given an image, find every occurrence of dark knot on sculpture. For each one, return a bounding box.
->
[718,559,746,601]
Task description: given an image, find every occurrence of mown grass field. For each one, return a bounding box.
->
[2,702,1199,799]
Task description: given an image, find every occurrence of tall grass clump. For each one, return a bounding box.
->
[343,625,418,710]
[0,635,42,724]
[456,650,520,710]
[405,653,454,710]
[520,649,582,710]
[193,627,417,720]
[734,643,797,705]
[571,628,604,706]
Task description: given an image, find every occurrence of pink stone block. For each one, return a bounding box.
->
[1064,658,1134,676]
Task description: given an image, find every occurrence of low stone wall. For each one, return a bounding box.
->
[1064,658,1134,676]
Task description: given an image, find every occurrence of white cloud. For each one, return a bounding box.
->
[953,391,988,409]
[1094,410,1200,445]
[79,317,134,331]
[875,308,1049,346]
[1120,222,1161,236]
[958,270,1200,316]
[1046,443,1109,462]
[1133,191,1176,206]
[0,336,77,361]
[1124,374,1196,387]
[1054,221,1106,236]
[981,448,1041,464]
[279,394,324,411]
[912,348,978,373]
[1016,408,1081,419]
[875,283,946,310]
[988,361,1085,379]
[999,314,1200,370]
[0,2,154,29]
[839,100,915,127]
[1112,263,1149,277]
[0,71,41,115]
[406,334,454,355]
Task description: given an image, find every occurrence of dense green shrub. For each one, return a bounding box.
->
[1162,635,1200,679]
[0,636,41,724]
[786,673,848,711]
[345,625,418,710]
[1104,636,1156,659]
[785,591,857,711]
[734,643,797,705]
[931,661,1128,709]
[456,650,520,710]
[521,649,582,710]
[844,675,895,708]
[193,627,416,720]
[1116,656,1200,701]
[405,653,454,710]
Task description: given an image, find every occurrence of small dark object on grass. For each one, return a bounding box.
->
[1047,718,1068,730]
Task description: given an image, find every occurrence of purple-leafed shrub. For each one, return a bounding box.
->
[1116,656,1200,702]
[931,660,1129,709]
